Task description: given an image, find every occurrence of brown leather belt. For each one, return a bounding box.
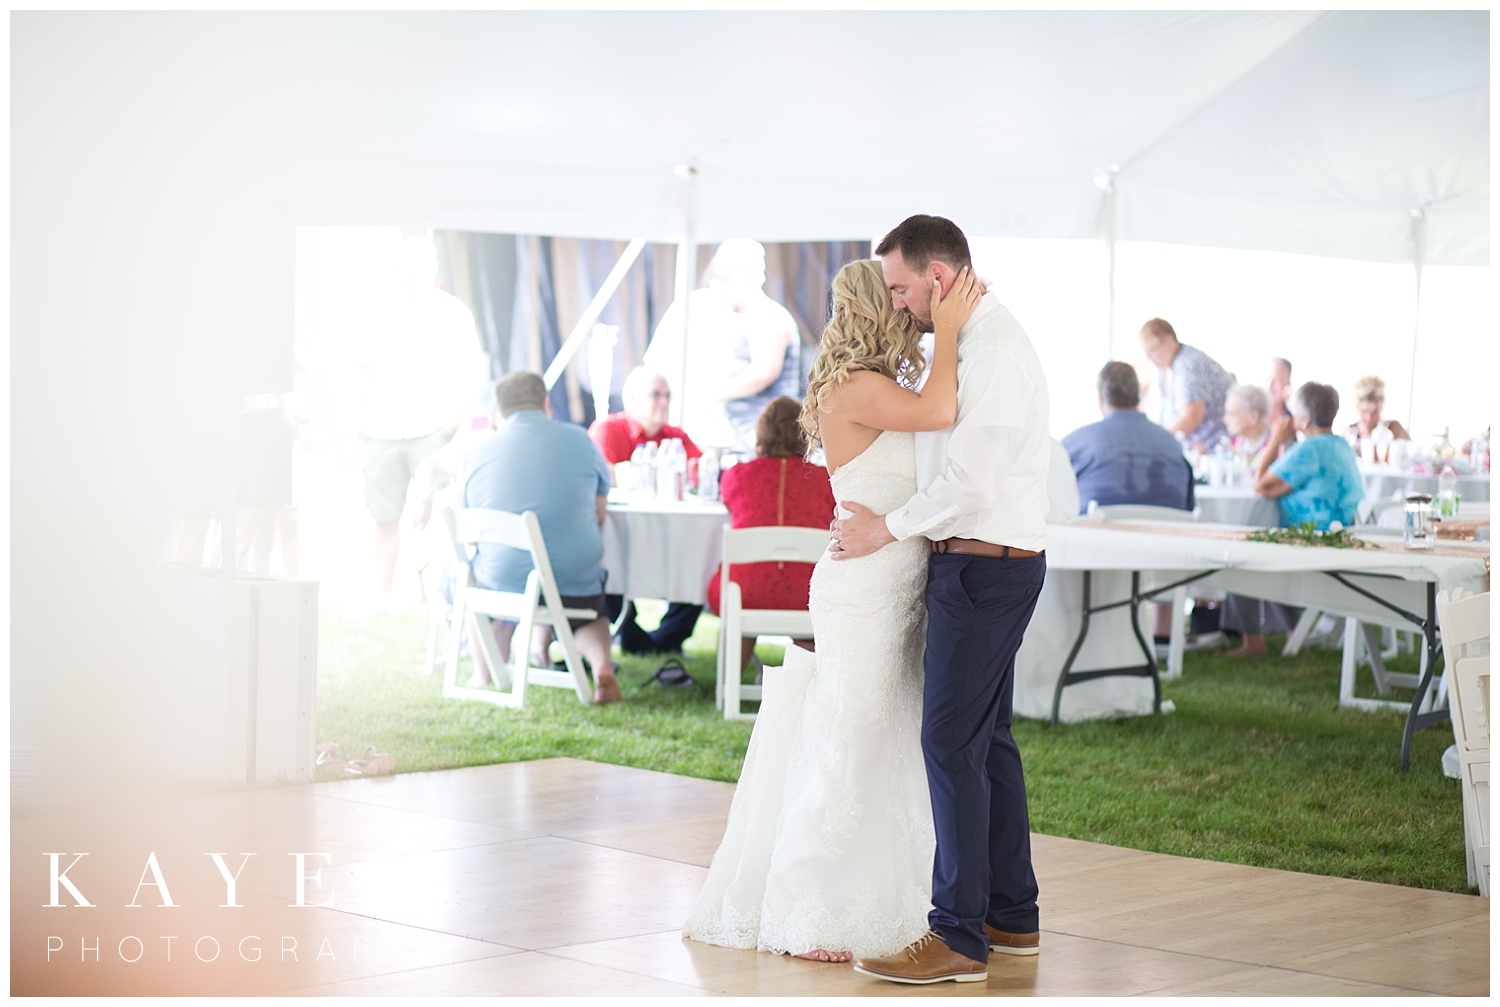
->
[930,537,1043,559]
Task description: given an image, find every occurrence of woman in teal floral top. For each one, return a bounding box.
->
[1256,382,1364,529]
[1226,381,1364,657]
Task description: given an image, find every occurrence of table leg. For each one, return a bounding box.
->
[1399,586,1450,773]
[1050,570,1161,726]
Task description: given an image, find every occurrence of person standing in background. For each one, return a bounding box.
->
[645,239,800,455]
[1267,357,1293,423]
[1138,317,1233,452]
[357,235,485,611]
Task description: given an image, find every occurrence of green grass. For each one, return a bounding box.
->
[317,604,1471,894]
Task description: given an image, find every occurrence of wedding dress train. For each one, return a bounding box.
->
[683,430,934,958]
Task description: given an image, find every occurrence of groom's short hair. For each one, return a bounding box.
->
[876,215,973,273]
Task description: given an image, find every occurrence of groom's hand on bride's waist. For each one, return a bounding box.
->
[829,501,895,560]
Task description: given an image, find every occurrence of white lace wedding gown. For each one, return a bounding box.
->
[682,430,935,958]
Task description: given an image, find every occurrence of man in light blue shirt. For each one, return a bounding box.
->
[460,371,621,703]
[1064,361,1196,514]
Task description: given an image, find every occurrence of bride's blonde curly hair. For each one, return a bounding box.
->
[799,259,927,450]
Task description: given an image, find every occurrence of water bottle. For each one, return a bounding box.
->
[656,439,684,501]
[639,442,659,498]
[1438,465,1459,518]
[698,450,720,502]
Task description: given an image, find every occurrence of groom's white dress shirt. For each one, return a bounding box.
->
[884,293,1051,552]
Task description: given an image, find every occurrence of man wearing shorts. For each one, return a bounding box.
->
[360,235,484,607]
[461,371,622,704]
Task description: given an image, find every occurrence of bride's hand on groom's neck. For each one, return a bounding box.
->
[933,267,982,335]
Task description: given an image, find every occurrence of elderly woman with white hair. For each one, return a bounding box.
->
[1223,383,1272,460]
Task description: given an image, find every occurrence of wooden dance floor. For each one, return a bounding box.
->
[11,758,1488,996]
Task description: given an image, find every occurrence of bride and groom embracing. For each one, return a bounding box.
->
[683,215,1052,985]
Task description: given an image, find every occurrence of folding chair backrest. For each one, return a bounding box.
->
[439,506,595,708]
[722,525,831,570]
[1437,589,1491,673]
[717,525,829,721]
[1086,501,1200,523]
[1358,494,1407,527]
[446,506,534,555]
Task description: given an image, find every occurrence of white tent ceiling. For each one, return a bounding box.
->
[19,9,1487,264]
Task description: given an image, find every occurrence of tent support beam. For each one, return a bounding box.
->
[667,165,699,428]
[1096,168,1120,360]
[1405,209,1426,436]
[543,237,648,391]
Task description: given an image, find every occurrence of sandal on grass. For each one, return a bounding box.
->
[650,658,696,690]
[344,745,397,778]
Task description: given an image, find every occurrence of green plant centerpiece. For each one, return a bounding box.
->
[1244,522,1371,549]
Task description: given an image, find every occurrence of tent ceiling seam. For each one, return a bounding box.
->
[1116,11,1333,177]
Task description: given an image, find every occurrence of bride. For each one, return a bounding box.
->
[682,258,980,962]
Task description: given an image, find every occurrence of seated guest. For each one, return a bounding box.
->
[1138,317,1234,451]
[705,397,835,671]
[589,366,703,480]
[1226,380,1365,658]
[1063,361,1195,513]
[1224,383,1272,460]
[461,372,621,703]
[587,366,703,655]
[1347,374,1410,448]
[1267,357,1293,423]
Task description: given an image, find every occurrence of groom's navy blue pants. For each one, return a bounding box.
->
[922,551,1046,964]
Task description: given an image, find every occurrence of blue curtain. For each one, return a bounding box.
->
[435,232,870,426]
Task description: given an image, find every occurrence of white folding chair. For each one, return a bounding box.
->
[1356,493,1408,528]
[1085,501,1199,679]
[1437,588,1490,895]
[1287,497,1411,661]
[717,526,829,721]
[441,507,596,708]
[1314,497,1425,686]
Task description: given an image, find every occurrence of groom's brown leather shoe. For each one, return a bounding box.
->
[853,931,987,984]
[984,922,1040,956]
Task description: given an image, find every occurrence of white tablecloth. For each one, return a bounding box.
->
[1194,485,1280,527]
[1361,464,1490,504]
[1016,519,1490,724]
[602,497,730,605]
[1015,567,1158,722]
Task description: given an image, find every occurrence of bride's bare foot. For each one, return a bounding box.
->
[794,948,852,963]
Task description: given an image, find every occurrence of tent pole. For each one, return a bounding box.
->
[542,237,647,391]
[670,165,699,428]
[1105,226,1117,361]
[1096,168,1120,359]
[1406,209,1426,436]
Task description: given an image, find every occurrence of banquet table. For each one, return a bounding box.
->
[1193,485,1280,527]
[1036,518,1490,770]
[1361,463,1490,504]
[601,495,730,606]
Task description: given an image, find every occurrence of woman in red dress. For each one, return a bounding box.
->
[706,396,835,667]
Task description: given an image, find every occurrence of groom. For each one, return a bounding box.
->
[832,215,1050,984]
